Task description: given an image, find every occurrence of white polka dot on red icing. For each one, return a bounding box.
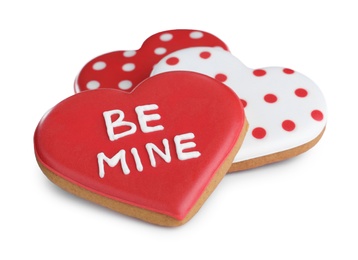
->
[154,47,167,55]
[92,61,106,70]
[118,80,132,90]
[190,31,204,39]
[123,51,136,57]
[87,80,100,90]
[160,33,173,41]
[122,63,135,71]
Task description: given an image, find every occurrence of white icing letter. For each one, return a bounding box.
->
[97,150,130,178]
[174,133,201,160]
[146,139,171,167]
[103,109,137,141]
[135,104,164,133]
[131,148,143,172]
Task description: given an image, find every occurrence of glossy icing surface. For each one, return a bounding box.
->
[75,29,228,93]
[35,71,246,220]
[151,47,327,164]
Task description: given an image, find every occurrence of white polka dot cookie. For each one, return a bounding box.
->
[74,29,228,93]
[151,47,327,172]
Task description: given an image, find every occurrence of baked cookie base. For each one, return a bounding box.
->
[37,120,248,227]
[228,127,326,173]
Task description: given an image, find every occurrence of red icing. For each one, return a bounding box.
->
[75,29,229,93]
[35,71,245,221]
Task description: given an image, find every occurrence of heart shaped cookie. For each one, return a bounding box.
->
[74,29,228,93]
[34,71,247,226]
[151,47,327,172]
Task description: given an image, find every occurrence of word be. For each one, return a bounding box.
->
[103,104,164,141]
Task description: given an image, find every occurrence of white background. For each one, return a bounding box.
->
[1,1,357,259]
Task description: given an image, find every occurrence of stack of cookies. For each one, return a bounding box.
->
[34,29,327,227]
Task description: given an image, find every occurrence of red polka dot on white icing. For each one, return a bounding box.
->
[215,73,227,82]
[283,68,295,74]
[282,120,296,132]
[123,51,136,57]
[252,127,266,139]
[200,51,211,59]
[311,110,324,121]
[122,63,135,71]
[87,80,100,90]
[190,31,204,39]
[166,57,179,65]
[154,47,167,55]
[160,33,173,41]
[253,69,266,77]
[295,88,308,97]
[264,94,278,103]
[118,80,132,90]
[92,61,106,70]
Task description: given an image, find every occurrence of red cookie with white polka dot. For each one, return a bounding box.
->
[34,71,248,226]
[74,29,228,93]
[151,47,327,172]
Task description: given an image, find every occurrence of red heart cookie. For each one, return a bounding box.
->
[74,29,229,93]
[35,71,247,226]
